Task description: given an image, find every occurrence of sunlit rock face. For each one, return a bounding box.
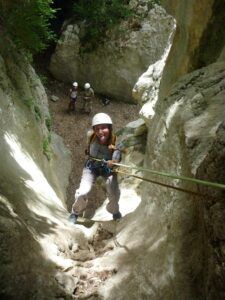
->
[0,41,71,207]
[49,3,174,102]
[1,0,225,299]
[132,19,175,124]
[146,61,225,299]
[102,61,225,300]
[0,41,75,299]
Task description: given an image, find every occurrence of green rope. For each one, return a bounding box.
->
[114,162,225,190]
[116,169,205,197]
[89,157,225,190]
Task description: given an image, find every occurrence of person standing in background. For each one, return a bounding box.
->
[82,82,94,114]
[68,81,78,113]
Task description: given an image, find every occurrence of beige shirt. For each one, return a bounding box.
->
[84,88,94,98]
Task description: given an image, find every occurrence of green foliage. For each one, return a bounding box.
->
[45,116,52,132]
[23,98,43,122]
[148,0,161,9]
[34,105,42,121]
[0,0,56,54]
[73,0,133,51]
[23,97,34,109]
[42,136,52,161]
[39,74,49,85]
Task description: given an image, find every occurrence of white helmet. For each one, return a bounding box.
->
[92,113,113,127]
[73,81,78,87]
[84,82,90,89]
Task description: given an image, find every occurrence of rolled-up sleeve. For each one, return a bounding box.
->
[112,149,121,162]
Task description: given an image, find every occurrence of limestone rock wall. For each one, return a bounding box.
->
[160,0,215,98]
[102,61,225,300]
[0,39,79,299]
[144,62,225,299]
[1,0,225,299]
[49,3,174,102]
[114,1,225,298]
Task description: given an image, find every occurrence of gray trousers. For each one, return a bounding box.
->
[72,167,120,215]
[82,97,92,113]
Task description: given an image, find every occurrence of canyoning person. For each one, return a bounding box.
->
[68,81,78,113]
[69,112,122,224]
[82,82,94,114]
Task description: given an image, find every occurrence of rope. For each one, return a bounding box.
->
[113,162,225,190]
[116,169,205,198]
[89,157,225,191]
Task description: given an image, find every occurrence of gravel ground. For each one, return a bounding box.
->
[46,80,140,214]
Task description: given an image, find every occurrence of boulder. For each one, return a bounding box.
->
[49,4,174,102]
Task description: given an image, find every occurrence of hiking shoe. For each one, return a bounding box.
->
[68,213,78,224]
[113,212,122,221]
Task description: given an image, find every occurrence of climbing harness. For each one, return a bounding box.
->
[85,158,112,176]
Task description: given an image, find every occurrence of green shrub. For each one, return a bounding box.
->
[73,0,134,51]
[0,0,56,54]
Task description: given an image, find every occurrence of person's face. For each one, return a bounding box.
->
[94,124,110,144]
